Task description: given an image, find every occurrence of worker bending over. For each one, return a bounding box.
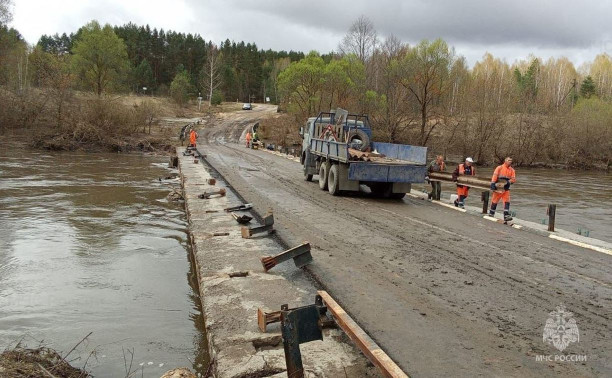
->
[452,157,475,208]
[189,128,198,148]
[245,131,252,148]
[489,157,516,222]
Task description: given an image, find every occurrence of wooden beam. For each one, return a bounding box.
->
[317,291,409,378]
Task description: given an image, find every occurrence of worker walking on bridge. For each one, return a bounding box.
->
[189,128,198,148]
[452,157,475,208]
[489,157,516,222]
[428,155,446,200]
[245,131,252,148]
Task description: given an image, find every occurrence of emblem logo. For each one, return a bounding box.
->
[543,305,579,352]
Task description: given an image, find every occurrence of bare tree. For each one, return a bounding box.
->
[369,35,414,142]
[338,16,377,64]
[0,0,13,24]
[202,42,223,105]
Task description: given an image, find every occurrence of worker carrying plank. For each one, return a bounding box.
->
[452,157,475,208]
[488,157,516,222]
[427,155,446,200]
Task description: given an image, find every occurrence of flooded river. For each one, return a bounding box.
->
[0,148,206,377]
[415,166,612,243]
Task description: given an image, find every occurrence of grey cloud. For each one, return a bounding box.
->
[187,0,612,49]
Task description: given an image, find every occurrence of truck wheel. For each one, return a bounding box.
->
[304,169,313,182]
[318,163,328,190]
[389,192,406,199]
[328,164,340,196]
[347,129,370,152]
[369,183,392,198]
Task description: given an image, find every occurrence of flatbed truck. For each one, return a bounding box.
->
[300,110,427,199]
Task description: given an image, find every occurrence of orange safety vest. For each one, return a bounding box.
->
[246,132,252,141]
[458,164,475,176]
[189,130,197,145]
[491,164,516,183]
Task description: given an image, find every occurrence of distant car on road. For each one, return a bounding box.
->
[242,103,252,110]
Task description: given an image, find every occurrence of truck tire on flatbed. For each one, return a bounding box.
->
[319,163,328,190]
[328,164,340,196]
[347,129,370,152]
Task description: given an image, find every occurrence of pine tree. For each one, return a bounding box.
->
[580,76,596,99]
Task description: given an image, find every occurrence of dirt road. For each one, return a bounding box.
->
[198,105,611,377]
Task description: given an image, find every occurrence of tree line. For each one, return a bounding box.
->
[277,16,611,168]
[34,22,305,102]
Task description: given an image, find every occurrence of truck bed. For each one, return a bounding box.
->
[309,138,427,183]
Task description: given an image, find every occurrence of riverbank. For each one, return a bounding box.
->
[178,147,381,377]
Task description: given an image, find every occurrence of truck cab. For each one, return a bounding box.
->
[300,110,371,165]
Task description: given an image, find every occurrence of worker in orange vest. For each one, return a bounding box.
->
[452,157,475,208]
[189,129,198,148]
[489,157,516,221]
[245,131,252,148]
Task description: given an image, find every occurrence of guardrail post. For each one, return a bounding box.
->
[547,204,556,232]
[481,191,489,214]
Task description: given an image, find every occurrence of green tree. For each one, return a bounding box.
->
[278,51,325,118]
[170,69,193,107]
[514,59,539,101]
[402,38,455,145]
[134,59,154,92]
[580,76,596,99]
[210,89,223,106]
[71,20,129,96]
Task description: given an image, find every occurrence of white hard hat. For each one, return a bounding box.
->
[465,157,474,163]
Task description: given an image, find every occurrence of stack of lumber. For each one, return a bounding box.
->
[348,148,385,161]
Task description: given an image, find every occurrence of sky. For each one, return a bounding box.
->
[10,0,612,67]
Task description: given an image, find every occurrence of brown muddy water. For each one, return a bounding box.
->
[415,166,612,243]
[0,148,207,377]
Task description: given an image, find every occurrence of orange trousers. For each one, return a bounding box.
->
[491,190,510,204]
[456,186,470,197]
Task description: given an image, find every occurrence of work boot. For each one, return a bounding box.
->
[454,200,458,207]
[458,202,465,209]
[504,213,513,222]
[488,210,496,217]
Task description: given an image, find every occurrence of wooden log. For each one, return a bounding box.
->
[428,172,507,192]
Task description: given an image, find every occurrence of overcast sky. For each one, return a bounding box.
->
[11,0,612,66]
